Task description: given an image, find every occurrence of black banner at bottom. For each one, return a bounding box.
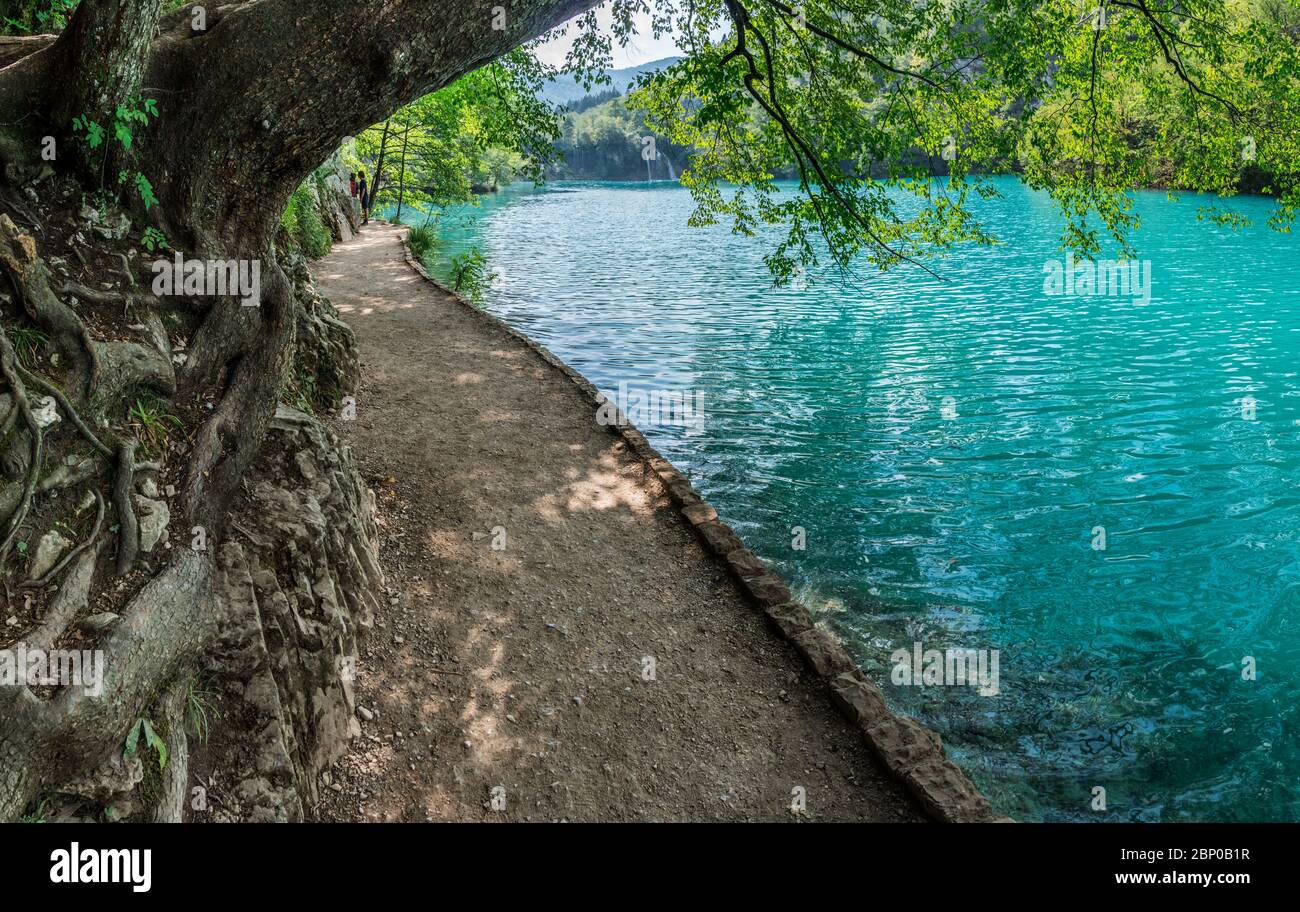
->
[0,822,1282,896]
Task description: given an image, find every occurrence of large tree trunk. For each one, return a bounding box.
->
[50,0,167,128]
[0,0,603,821]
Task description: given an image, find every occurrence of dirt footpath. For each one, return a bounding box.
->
[310,222,923,822]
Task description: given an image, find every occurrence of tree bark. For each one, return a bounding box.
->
[51,0,167,129]
[0,0,606,821]
[135,0,602,250]
[0,35,55,70]
[0,550,215,821]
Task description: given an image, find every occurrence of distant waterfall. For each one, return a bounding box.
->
[645,150,678,181]
[660,152,677,180]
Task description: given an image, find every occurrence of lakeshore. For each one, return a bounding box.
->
[307,222,996,821]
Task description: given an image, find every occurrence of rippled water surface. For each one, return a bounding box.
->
[398,178,1300,821]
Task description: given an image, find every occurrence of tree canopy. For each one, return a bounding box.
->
[351,50,562,217]
[553,0,1300,282]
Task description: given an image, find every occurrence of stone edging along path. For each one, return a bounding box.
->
[398,232,1006,824]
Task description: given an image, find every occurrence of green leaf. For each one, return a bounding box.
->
[82,121,105,150]
[141,720,168,772]
[135,173,159,211]
[141,227,169,252]
[123,719,142,757]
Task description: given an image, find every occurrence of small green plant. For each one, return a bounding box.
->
[18,797,51,824]
[25,0,78,32]
[15,540,27,555]
[70,114,106,150]
[128,393,182,456]
[448,248,497,303]
[186,683,217,745]
[281,183,331,258]
[72,96,160,211]
[141,226,168,253]
[286,365,318,415]
[124,717,168,772]
[111,98,159,150]
[406,220,440,261]
[118,169,159,211]
[290,389,315,415]
[8,326,48,367]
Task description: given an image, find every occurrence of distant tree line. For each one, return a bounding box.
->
[549,94,693,181]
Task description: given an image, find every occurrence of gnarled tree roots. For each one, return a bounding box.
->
[0,193,373,821]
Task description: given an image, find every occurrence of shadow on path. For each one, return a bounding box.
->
[311,222,923,822]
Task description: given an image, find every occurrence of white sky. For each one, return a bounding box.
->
[532,4,685,69]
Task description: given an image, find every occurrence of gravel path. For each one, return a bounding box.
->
[311,222,923,822]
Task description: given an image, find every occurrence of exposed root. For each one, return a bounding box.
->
[0,389,15,439]
[117,253,136,289]
[183,260,295,529]
[0,35,56,70]
[35,454,97,495]
[5,346,162,578]
[19,491,104,591]
[58,282,125,306]
[113,439,138,575]
[0,191,39,235]
[151,683,189,823]
[0,550,216,821]
[0,324,41,562]
[17,543,98,652]
[16,364,110,458]
[92,338,176,408]
[0,214,98,394]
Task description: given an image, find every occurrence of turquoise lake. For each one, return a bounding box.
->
[394,178,1300,821]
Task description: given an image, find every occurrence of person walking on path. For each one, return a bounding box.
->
[357,170,369,225]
